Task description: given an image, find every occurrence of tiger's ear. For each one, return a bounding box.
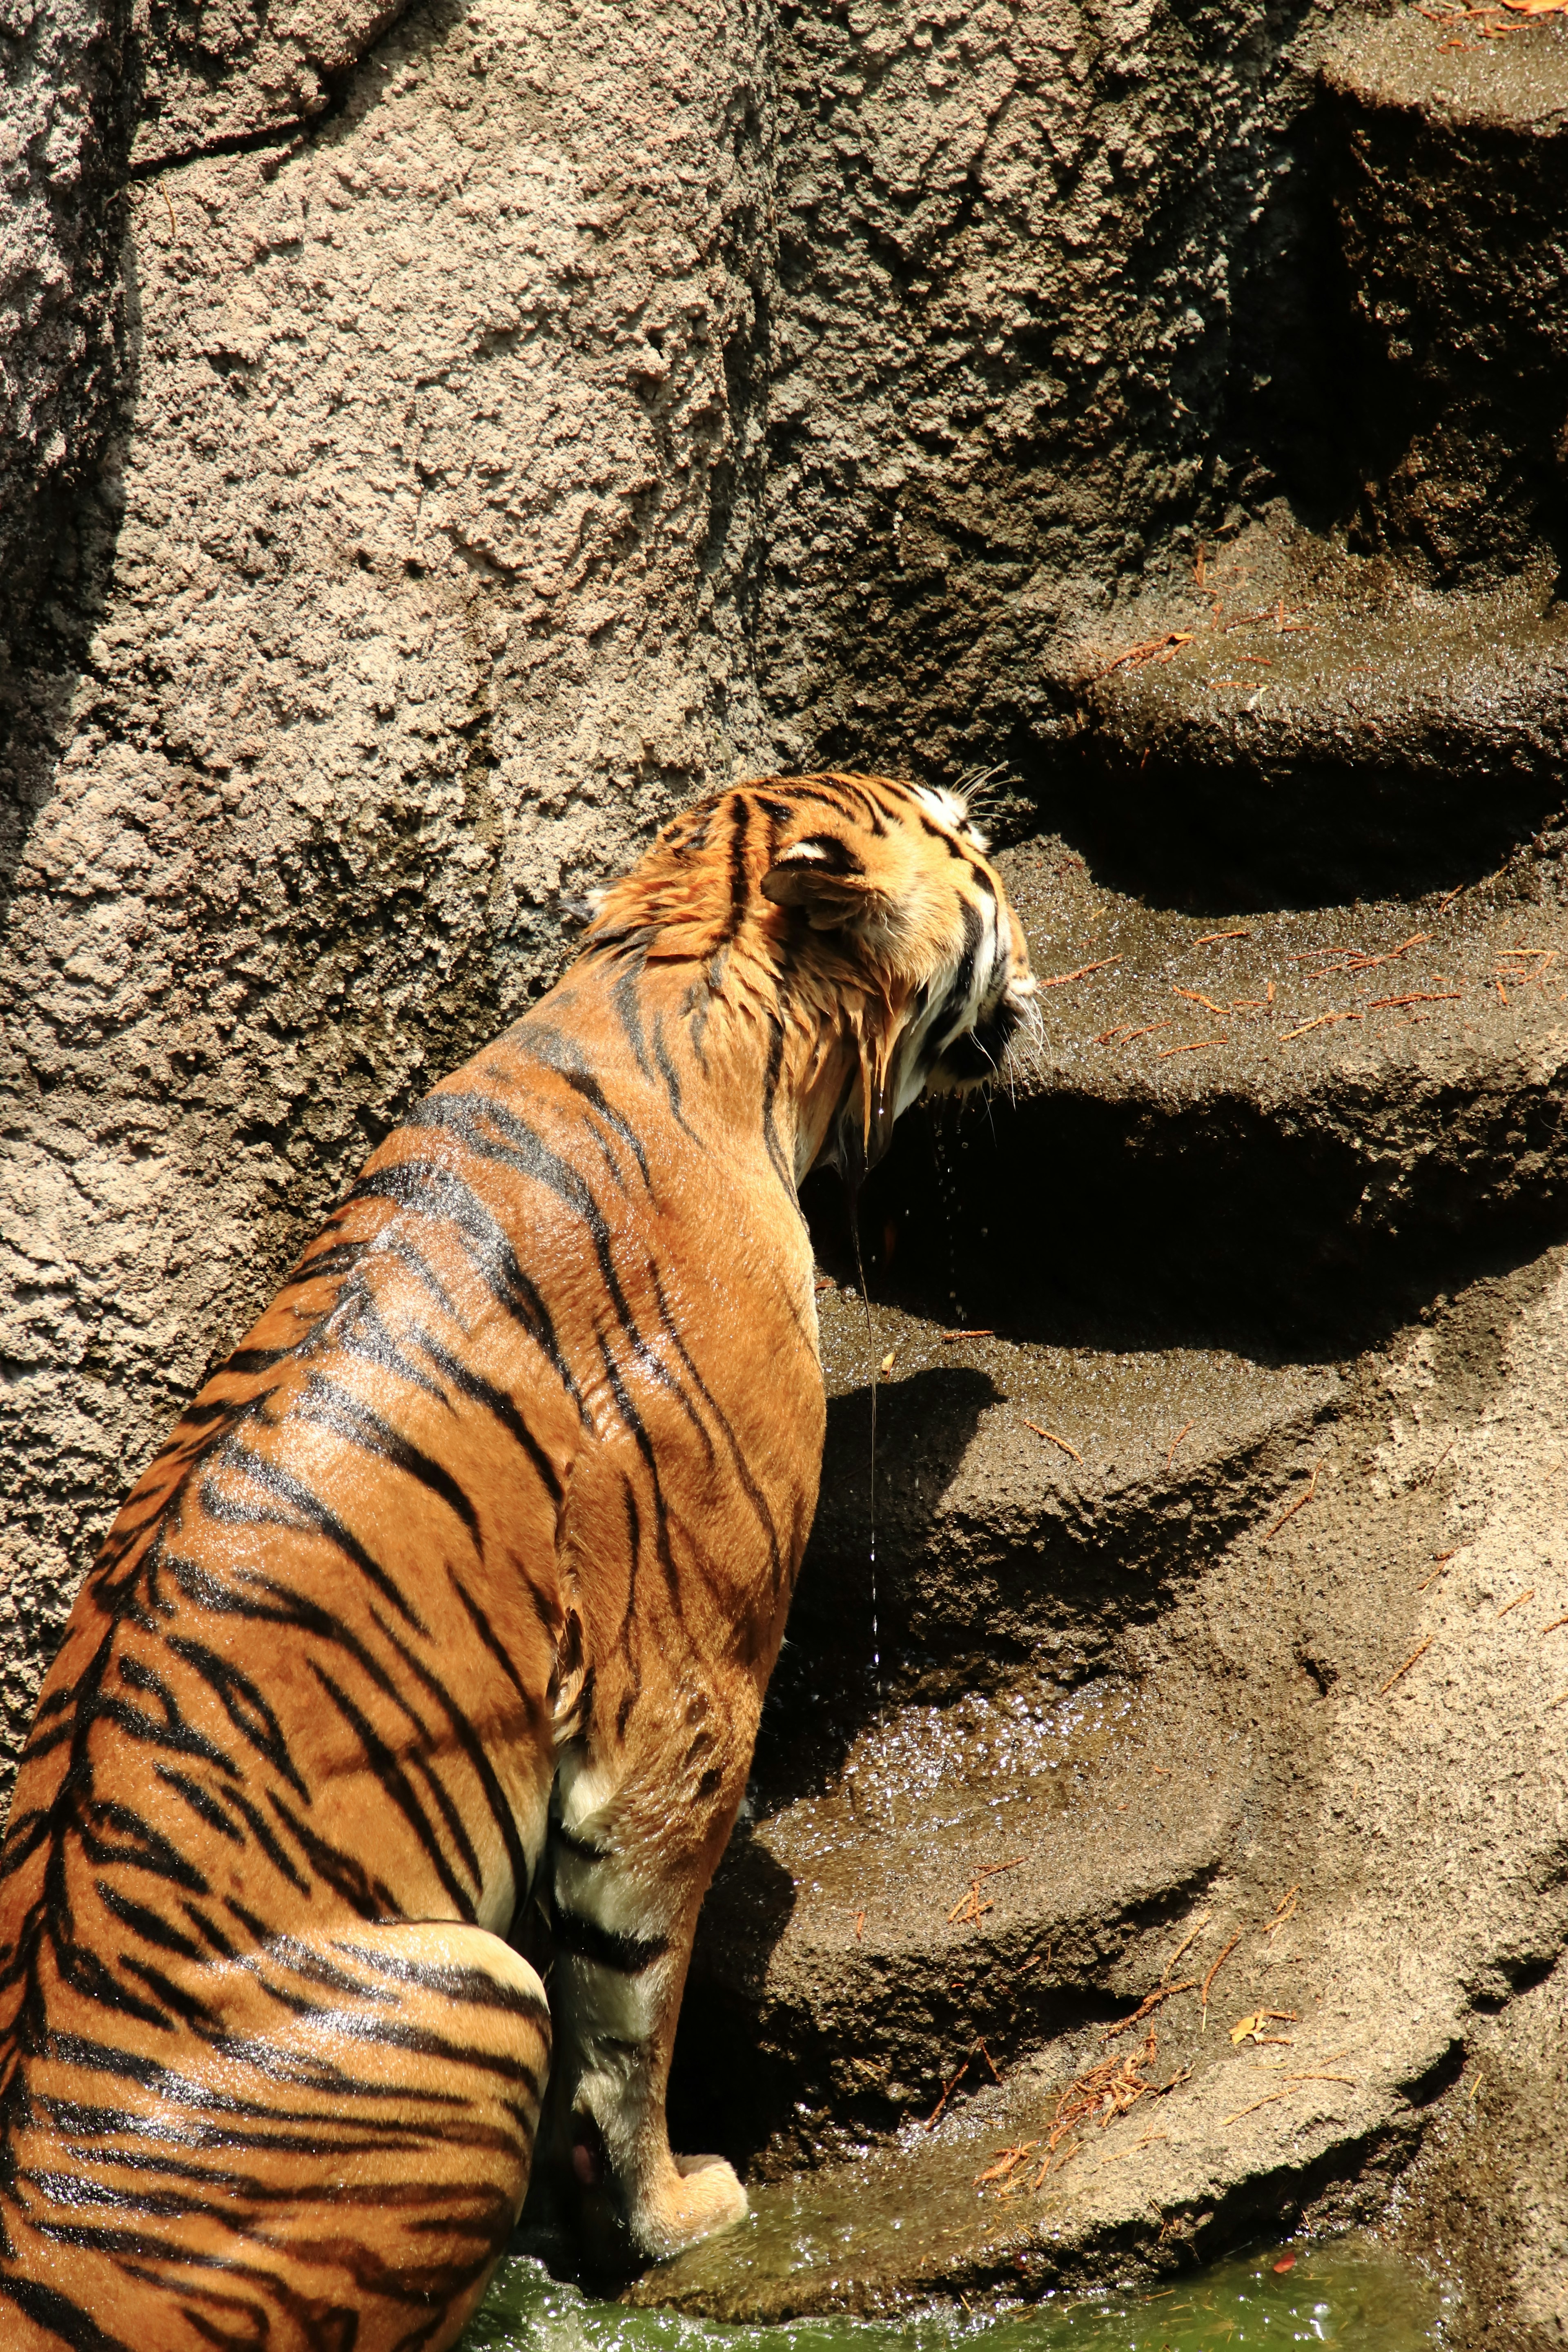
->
[761,837,886,933]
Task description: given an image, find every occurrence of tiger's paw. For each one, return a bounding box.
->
[632,2152,748,2260]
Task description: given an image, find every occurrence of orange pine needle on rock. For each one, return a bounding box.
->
[925,2062,969,2131]
[1022,1418,1084,1465]
[1165,1419,1196,1473]
[1366,992,1462,1009]
[1200,1932,1243,2014]
[1100,1980,1198,2042]
[1379,1636,1434,1697]
[1195,929,1251,944]
[1260,1461,1323,1544]
[1497,1589,1535,1619]
[1083,632,1196,684]
[975,2140,1040,2187]
[1099,1021,1171,1045]
[1281,1010,1363,1041]
[1040,957,1122,989]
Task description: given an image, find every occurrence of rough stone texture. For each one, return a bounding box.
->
[1396,1949,1568,2352]
[131,0,416,170]
[0,0,132,587]
[1,0,776,1788]
[1323,11,1568,588]
[651,1241,1568,2316]
[756,0,1349,788]
[7,0,1568,2343]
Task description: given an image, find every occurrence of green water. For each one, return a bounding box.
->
[466,2239,1447,2352]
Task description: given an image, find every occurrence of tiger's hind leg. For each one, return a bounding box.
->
[1,1920,549,2352]
[537,1617,758,2264]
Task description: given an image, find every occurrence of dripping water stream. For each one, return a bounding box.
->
[846,1180,880,1702]
[930,1107,968,1325]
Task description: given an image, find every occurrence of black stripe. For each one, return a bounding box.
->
[648,1263,786,1593]
[152,1767,245,1846]
[651,1013,697,1142]
[345,1158,586,1423]
[722,793,752,941]
[264,1793,402,1920]
[815,773,888,834]
[214,1785,312,1893]
[306,1666,478,1921]
[760,1008,794,1193]
[200,1447,430,1636]
[549,1816,608,1864]
[611,962,654,1080]
[617,1477,641,1651]
[414,1092,714,1457]
[448,1570,553,1742]
[414,1330,564,1506]
[164,1635,312,1800]
[367,1607,532,1922]
[77,1801,210,1897]
[331,1942,550,2027]
[515,1021,653,1183]
[0,2272,137,2352]
[946,896,984,1023]
[552,1906,668,1975]
[335,1294,450,1403]
[292,1372,484,1552]
[94,1885,206,1964]
[594,1330,681,1614]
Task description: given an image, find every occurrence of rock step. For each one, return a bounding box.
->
[1046,521,1568,905]
[775,1294,1340,1708]
[1321,8,1568,585]
[655,1244,1568,2315]
[849,825,1568,1343]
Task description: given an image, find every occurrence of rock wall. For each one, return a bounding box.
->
[2,0,1363,1807]
[0,0,132,586]
[760,0,1330,782]
[1,0,777,1779]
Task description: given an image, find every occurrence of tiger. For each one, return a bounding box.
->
[0,771,1034,2352]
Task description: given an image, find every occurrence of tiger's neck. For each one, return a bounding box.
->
[537,933,883,1193]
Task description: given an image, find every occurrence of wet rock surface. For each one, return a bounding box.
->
[5,1,1568,2343]
[658,1239,1568,2317]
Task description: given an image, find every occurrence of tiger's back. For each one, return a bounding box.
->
[0,774,1033,2351]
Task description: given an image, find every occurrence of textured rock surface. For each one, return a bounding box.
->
[0,0,132,586]
[652,1241,1568,2313]
[131,0,415,169]
[758,0,1345,785]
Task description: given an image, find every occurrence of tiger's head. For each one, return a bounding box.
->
[579,771,1036,1183]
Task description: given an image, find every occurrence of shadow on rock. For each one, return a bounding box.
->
[668,1828,800,2174]
[748,1362,1005,1813]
